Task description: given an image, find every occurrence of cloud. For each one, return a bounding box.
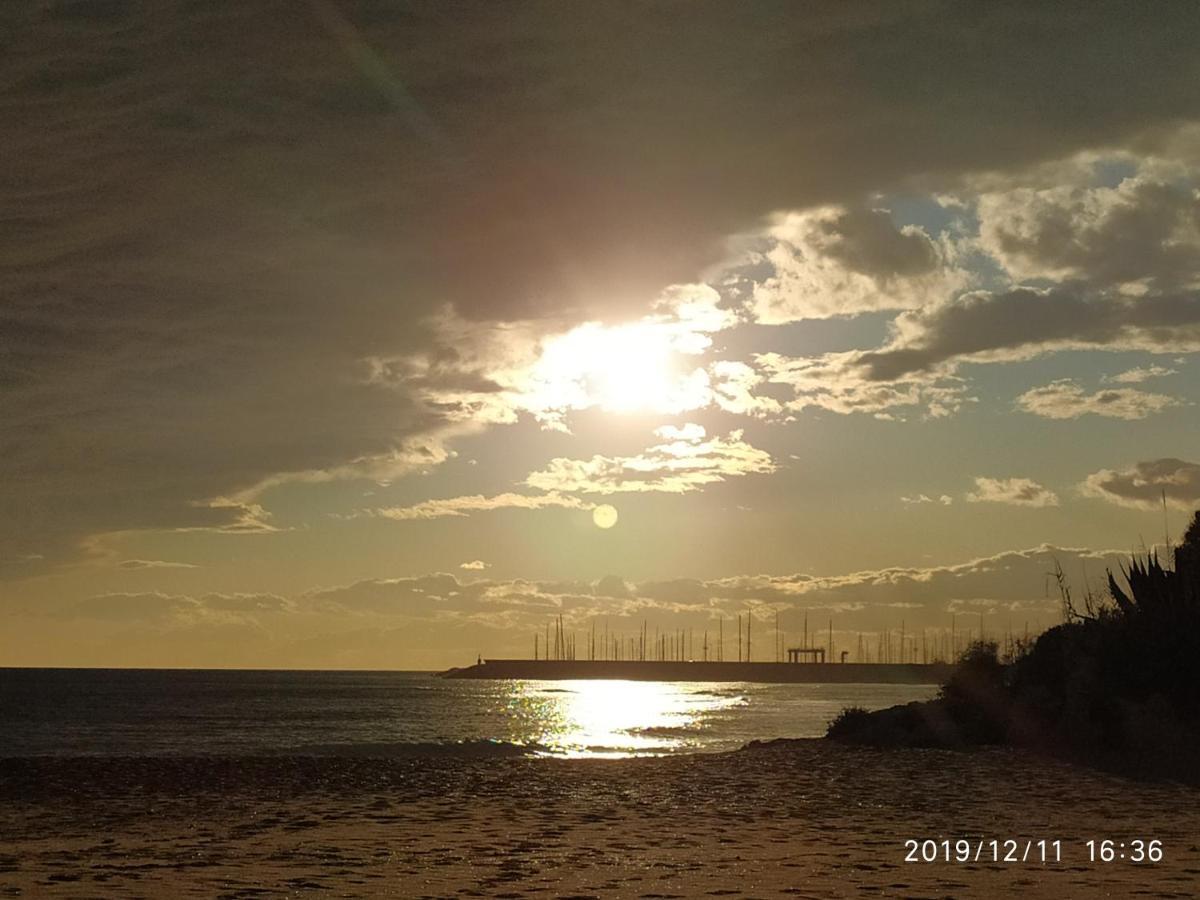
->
[359,424,774,521]
[708,360,785,418]
[15,543,1132,668]
[67,592,198,622]
[197,593,292,614]
[7,4,1200,567]
[117,559,199,570]
[849,170,1200,385]
[375,303,720,434]
[1015,379,1182,420]
[1104,365,1177,384]
[459,560,490,571]
[856,287,1200,382]
[653,283,742,335]
[1081,458,1200,510]
[369,492,592,521]
[524,425,775,495]
[745,206,968,323]
[592,575,633,599]
[628,543,1127,625]
[756,351,971,419]
[52,591,289,623]
[901,494,953,506]
[301,574,473,616]
[976,176,1200,291]
[966,477,1059,508]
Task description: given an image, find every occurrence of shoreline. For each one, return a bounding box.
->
[3,740,1197,898]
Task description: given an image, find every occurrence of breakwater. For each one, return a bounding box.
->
[440,659,952,684]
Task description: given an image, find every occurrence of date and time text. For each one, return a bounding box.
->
[903,838,1164,864]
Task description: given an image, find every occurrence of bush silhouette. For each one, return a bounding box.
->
[829,510,1200,779]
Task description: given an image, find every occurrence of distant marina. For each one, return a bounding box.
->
[441,658,952,684]
[441,610,999,684]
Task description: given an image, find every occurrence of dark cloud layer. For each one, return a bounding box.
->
[6,2,1200,565]
[979,177,1200,290]
[819,208,941,280]
[1082,458,1200,511]
[858,288,1200,380]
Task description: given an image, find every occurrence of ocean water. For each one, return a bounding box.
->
[0,669,936,759]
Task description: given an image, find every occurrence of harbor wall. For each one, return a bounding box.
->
[440,659,952,684]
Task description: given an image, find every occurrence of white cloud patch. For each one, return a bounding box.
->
[901,494,954,506]
[966,477,1059,508]
[117,559,199,570]
[1104,365,1177,384]
[1015,379,1182,420]
[525,424,775,495]
[708,360,784,418]
[369,492,593,521]
[1081,458,1200,511]
[459,560,490,571]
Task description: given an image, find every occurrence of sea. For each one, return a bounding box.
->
[0,669,936,759]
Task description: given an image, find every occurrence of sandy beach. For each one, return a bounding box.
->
[2,741,1197,899]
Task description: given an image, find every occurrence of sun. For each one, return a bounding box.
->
[592,504,619,529]
[528,321,706,417]
[588,325,674,413]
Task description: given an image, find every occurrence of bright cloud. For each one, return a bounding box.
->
[524,424,775,495]
[374,290,732,435]
[966,477,1060,508]
[117,559,199,570]
[757,351,971,419]
[1104,365,1177,384]
[746,206,969,323]
[1015,379,1181,420]
[708,360,785,418]
[369,492,593,521]
[901,494,954,506]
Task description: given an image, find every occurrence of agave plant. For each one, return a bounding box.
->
[1107,511,1200,618]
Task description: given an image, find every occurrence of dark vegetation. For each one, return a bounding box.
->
[827,511,1200,782]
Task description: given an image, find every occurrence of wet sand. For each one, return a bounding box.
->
[2,740,1198,898]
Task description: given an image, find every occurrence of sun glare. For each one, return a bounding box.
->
[528,321,708,417]
[523,680,708,757]
[591,325,673,412]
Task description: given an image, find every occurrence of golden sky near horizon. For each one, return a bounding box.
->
[3,2,1200,668]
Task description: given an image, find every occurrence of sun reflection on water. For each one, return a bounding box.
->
[500,680,747,758]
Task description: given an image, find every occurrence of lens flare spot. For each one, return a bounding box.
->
[592,504,619,529]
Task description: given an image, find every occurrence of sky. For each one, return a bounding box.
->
[4,1,1200,669]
